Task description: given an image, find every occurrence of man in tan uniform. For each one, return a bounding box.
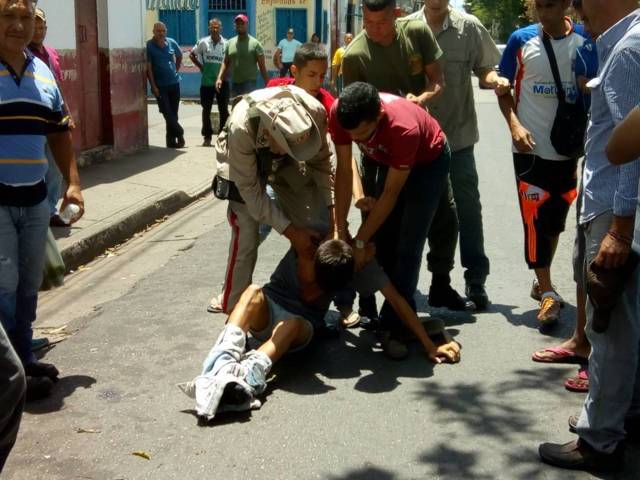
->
[211,86,334,314]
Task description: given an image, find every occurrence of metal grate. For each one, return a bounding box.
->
[208,0,246,10]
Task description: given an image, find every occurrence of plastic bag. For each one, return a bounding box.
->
[41,228,65,291]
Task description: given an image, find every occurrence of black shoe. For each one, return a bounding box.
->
[465,284,489,311]
[50,214,70,228]
[539,438,624,472]
[26,376,54,402]
[377,330,409,360]
[202,137,212,147]
[569,414,640,441]
[428,284,475,311]
[176,136,186,148]
[220,382,251,406]
[24,361,59,382]
[166,137,178,148]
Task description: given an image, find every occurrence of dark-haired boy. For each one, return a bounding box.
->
[330,82,451,359]
[185,238,461,420]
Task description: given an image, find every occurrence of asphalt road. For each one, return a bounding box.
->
[4,88,639,480]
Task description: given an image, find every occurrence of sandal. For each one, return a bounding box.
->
[341,311,362,329]
[565,366,589,392]
[532,346,588,364]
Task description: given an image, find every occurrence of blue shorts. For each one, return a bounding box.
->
[249,295,314,353]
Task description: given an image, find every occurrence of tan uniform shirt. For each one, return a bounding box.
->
[222,86,333,234]
[406,8,500,151]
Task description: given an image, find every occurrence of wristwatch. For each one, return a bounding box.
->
[354,239,365,249]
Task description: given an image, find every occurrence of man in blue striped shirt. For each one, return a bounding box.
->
[0,0,84,401]
[539,1,640,472]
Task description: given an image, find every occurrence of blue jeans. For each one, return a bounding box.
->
[375,145,451,331]
[231,80,256,98]
[44,143,62,216]
[576,211,640,453]
[0,201,49,365]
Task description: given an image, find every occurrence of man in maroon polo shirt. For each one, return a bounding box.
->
[330,81,451,359]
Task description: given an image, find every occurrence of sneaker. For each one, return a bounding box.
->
[465,284,489,311]
[530,279,564,305]
[378,331,409,360]
[538,438,624,472]
[202,138,212,147]
[428,284,475,311]
[26,375,54,402]
[31,337,50,352]
[537,293,562,325]
[24,360,59,382]
[220,381,252,406]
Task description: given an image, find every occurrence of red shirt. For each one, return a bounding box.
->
[266,77,335,114]
[329,93,446,170]
[29,44,62,84]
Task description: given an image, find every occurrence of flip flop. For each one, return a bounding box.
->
[565,366,589,392]
[531,347,588,365]
[341,311,362,329]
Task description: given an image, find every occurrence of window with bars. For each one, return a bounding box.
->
[208,0,246,10]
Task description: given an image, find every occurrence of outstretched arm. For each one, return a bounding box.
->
[379,282,461,364]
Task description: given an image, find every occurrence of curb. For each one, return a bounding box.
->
[59,181,212,273]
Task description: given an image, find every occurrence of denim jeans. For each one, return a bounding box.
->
[374,145,451,331]
[156,83,184,143]
[200,83,229,139]
[0,323,25,473]
[0,201,49,365]
[576,211,640,453]
[231,80,256,98]
[44,143,62,216]
[449,146,489,285]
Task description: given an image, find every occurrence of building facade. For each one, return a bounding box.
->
[145,0,346,97]
[37,0,148,157]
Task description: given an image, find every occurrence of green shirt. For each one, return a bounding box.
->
[342,18,442,97]
[224,35,264,84]
[192,35,226,87]
[406,8,500,151]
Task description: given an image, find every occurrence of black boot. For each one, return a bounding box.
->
[429,275,475,311]
[26,376,54,402]
[24,360,59,382]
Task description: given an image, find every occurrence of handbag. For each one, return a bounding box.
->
[541,31,587,158]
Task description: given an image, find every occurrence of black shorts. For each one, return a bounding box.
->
[513,154,578,269]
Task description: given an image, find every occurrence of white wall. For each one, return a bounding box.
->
[36,0,76,50]
[106,0,145,49]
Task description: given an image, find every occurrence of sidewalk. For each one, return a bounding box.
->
[54,102,217,271]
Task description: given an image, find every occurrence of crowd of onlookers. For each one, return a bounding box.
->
[3,0,640,474]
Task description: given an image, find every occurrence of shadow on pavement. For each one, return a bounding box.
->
[326,465,397,479]
[270,325,436,397]
[415,290,478,327]
[492,302,577,340]
[24,374,97,414]
[80,146,185,190]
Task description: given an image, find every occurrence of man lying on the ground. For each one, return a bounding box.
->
[181,238,461,420]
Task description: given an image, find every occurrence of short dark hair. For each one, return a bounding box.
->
[293,42,327,69]
[571,0,582,9]
[363,0,396,12]
[314,240,354,293]
[337,82,381,130]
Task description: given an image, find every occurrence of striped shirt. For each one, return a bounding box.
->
[580,9,640,224]
[0,52,69,205]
